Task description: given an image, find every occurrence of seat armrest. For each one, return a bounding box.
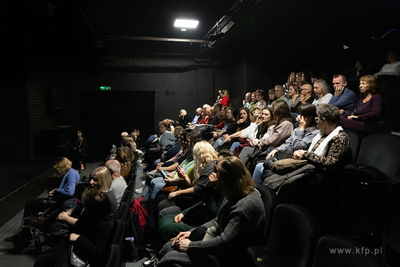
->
[246,246,268,267]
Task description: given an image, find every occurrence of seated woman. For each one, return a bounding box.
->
[340,75,383,132]
[142,156,266,267]
[374,51,400,78]
[218,89,231,107]
[116,146,134,181]
[213,107,251,151]
[238,100,294,165]
[291,104,350,168]
[176,109,192,127]
[252,104,320,185]
[211,107,236,141]
[5,157,80,249]
[198,107,213,124]
[156,150,233,247]
[144,120,177,171]
[34,190,115,267]
[157,141,219,214]
[287,83,301,112]
[267,88,276,107]
[140,132,201,209]
[226,108,262,154]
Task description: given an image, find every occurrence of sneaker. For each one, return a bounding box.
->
[135,187,144,194]
[142,256,158,267]
[141,180,146,185]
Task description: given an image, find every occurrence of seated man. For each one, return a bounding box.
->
[105,160,127,207]
[312,79,333,106]
[328,74,358,114]
[189,107,203,126]
[274,85,289,105]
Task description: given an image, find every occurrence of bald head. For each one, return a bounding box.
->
[105,160,121,179]
[301,84,312,96]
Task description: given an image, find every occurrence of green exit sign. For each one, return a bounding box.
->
[100,86,111,90]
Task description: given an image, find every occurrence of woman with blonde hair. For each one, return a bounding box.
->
[219,89,231,107]
[5,157,80,250]
[144,156,266,267]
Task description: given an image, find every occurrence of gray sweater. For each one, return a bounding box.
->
[187,190,266,266]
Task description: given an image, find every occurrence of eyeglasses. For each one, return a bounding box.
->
[89,177,98,182]
[315,117,323,123]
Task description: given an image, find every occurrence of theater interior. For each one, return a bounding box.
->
[1,0,400,266]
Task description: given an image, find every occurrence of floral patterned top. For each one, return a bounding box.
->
[303,131,349,168]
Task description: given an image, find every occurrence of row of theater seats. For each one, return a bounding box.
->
[265,132,400,265]
[106,162,137,267]
[246,186,389,267]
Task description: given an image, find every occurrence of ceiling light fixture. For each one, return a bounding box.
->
[174,19,199,29]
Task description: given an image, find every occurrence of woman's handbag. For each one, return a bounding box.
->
[270,158,308,175]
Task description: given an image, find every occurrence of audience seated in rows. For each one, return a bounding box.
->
[213,107,251,151]
[239,100,294,166]
[252,104,320,185]
[34,190,115,267]
[142,156,266,267]
[5,157,80,251]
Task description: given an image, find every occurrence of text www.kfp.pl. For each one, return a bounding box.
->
[329,247,382,256]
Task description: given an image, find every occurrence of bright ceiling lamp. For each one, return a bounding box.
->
[174,19,199,30]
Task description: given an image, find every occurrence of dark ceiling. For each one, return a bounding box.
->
[5,0,400,67]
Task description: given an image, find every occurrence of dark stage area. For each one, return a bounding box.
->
[0,158,55,227]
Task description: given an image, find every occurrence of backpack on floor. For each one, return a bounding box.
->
[129,196,148,231]
[124,211,151,262]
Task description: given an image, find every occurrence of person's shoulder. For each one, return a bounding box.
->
[371,94,383,101]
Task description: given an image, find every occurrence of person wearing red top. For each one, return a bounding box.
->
[219,89,231,107]
[199,107,212,124]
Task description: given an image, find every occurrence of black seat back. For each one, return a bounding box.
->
[256,184,279,244]
[357,134,400,178]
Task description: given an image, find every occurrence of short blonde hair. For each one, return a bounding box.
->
[192,141,218,185]
[90,166,112,192]
[53,157,72,175]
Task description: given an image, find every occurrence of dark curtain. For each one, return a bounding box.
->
[80,91,155,162]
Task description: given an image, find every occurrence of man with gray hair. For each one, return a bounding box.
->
[105,160,127,207]
[273,85,289,105]
[312,79,333,106]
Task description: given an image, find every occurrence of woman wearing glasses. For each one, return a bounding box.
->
[292,104,350,168]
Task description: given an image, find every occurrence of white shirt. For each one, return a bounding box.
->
[312,93,333,106]
[379,62,400,76]
[111,176,127,206]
